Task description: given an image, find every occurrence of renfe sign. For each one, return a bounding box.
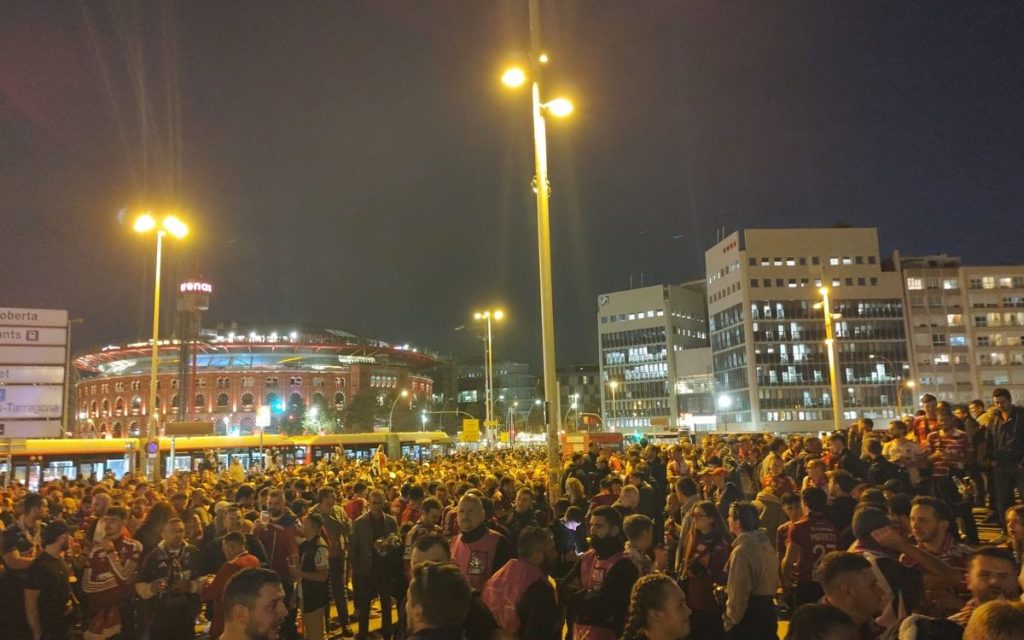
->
[0,307,68,438]
[180,281,213,294]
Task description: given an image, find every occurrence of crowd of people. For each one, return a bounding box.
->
[3,387,1024,640]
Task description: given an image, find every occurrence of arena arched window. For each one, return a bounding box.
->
[131,396,142,413]
[266,392,280,408]
[90,401,98,416]
[312,392,326,409]
[334,391,346,406]
[216,393,230,408]
[194,394,205,409]
[289,392,303,408]
[171,394,179,409]
[115,398,125,415]
[241,392,254,408]
[101,399,110,416]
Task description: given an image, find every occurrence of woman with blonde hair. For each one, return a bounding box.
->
[565,477,589,513]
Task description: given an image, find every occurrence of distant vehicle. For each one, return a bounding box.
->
[0,431,454,490]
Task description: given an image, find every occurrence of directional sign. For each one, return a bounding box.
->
[0,421,62,438]
[0,308,68,327]
[0,366,65,384]
[0,386,64,419]
[461,418,480,443]
[0,307,69,439]
[0,345,65,365]
[0,327,67,346]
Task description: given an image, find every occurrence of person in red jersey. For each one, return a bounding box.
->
[203,531,262,640]
[781,487,838,608]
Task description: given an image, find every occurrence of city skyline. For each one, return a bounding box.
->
[2,3,1022,367]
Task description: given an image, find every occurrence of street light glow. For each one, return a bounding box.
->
[493,309,505,320]
[538,52,549,64]
[400,389,409,398]
[163,215,189,238]
[501,67,527,88]
[717,394,732,409]
[133,213,156,233]
[545,98,574,117]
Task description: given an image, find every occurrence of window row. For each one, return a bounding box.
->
[748,255,877,268]
[600,308,665,325]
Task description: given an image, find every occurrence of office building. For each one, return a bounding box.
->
[705,228,909,432]
[596,282,710,431]
[895,253,1024,403]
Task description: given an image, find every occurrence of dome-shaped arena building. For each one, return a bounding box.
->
[73,324,436,438]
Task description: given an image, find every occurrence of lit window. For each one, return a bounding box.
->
[907,277,924,290]
[830,257,839,266]
[943,279,959,290]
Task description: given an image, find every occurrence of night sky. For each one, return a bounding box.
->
[2,2,1022,368]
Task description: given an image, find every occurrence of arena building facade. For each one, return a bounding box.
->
[73,325,436,437]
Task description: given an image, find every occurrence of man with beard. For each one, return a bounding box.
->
[903,496,972,617]
[220,567,289,640]
[24,520,76,640]
[350,489,400,640]
[450,494,514,591]
[481,526,561,640]
[312,487,353,637]
[135,517,203,640]
[81,504,142,639]
[560,505,639,640]
[949,547,1021,627]
[254,489,300,640]
[0,492,47,637]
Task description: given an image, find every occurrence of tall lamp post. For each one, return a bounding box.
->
[608,380,619,429]
[501,0,574,496]
[473,309,504,439]
[388,389,409,433]
[814,287,843,432]
[134,212,189,480]
[869,354,910,417]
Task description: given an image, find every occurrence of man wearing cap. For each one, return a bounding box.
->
[25,520,77,640]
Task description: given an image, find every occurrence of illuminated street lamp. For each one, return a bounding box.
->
[608,380,619,428]
[501,1,575,495]
[134,212,189,480]
[473,309,504,437]
[814,287,843,431]
[388,389,409,433]
[869,354,911,417]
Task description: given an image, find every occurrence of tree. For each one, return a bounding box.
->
[342,391,379,433]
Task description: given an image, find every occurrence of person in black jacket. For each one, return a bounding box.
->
[989,388,1024,528]
[559,505,640,638]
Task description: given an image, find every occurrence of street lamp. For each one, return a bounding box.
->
[473,309,504,438]
[869,354,910,417]
[501,2,574,495]
[608,380,619,429]
[814,287,843,432]
[134,212,189,480]
[388,389,409,433]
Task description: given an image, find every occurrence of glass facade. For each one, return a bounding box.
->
[601,327,672,423]
[748,298,908,424]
